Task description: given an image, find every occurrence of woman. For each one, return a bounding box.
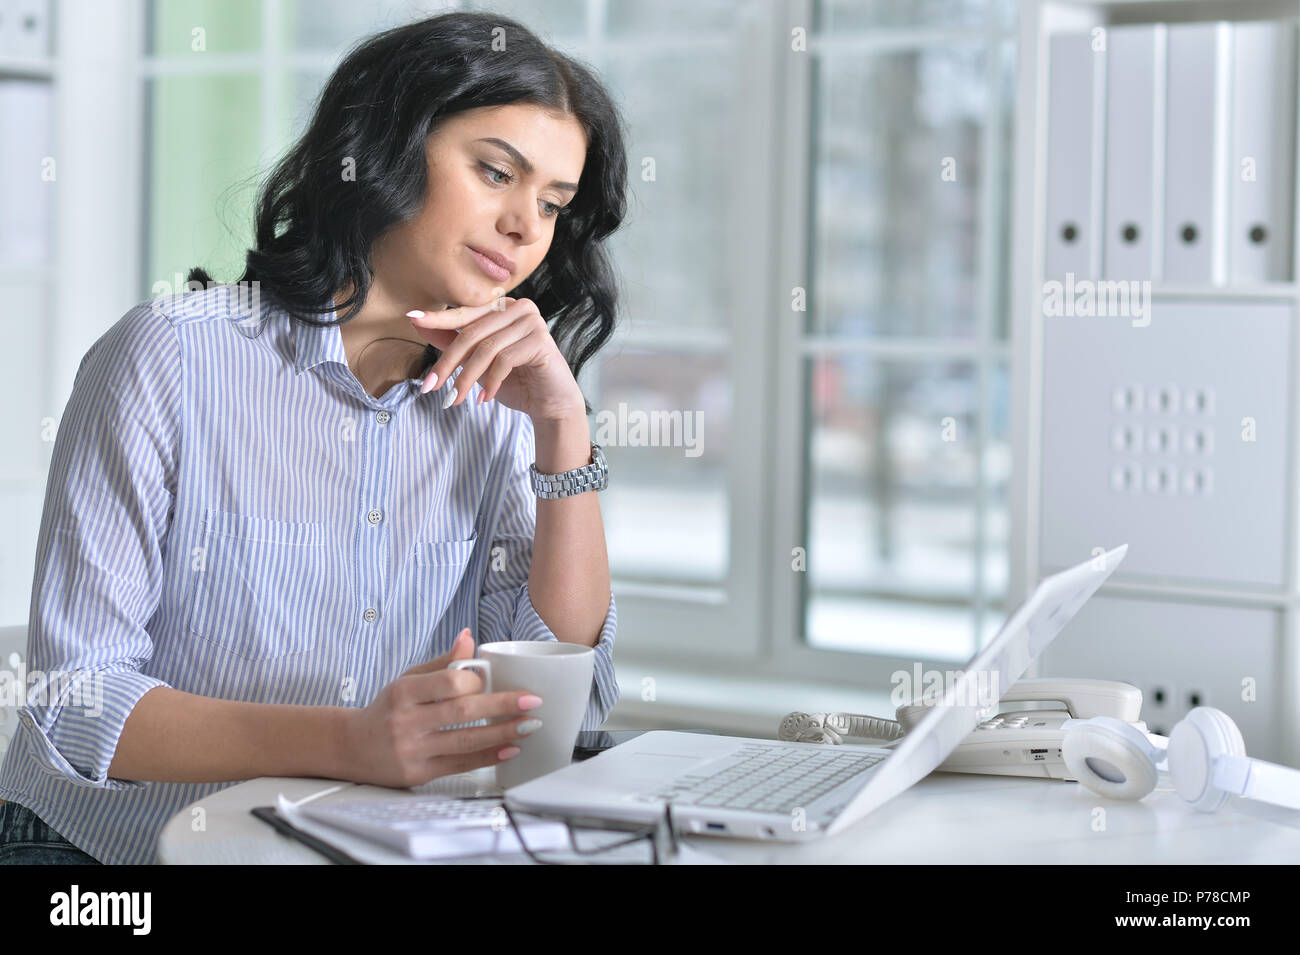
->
[0,10,627,865]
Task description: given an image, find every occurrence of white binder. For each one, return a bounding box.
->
[5,0,50,58]
[1103,24,1166,281]
[1045,32,1104,279]
[0,0,11,57]
[1229,20,1297,284]
[1163,22,1229,285]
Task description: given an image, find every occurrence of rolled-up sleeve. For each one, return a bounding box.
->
[475,410,619,732]
[17,302,179,788]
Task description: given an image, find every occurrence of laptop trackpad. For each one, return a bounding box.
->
[623,752,708,785]
[508,733,745,812]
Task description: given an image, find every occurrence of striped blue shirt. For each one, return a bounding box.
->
[0,283,619,865]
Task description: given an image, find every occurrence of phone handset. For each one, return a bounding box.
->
[991,678,1142,721]
[894,677,1143,733]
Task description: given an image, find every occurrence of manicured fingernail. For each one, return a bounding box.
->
[518,694,543,711]
[516,719,542,736]
[420,374,437,395]
[441,386,458,409]
[498,746,521,760]
[406,309,424,318]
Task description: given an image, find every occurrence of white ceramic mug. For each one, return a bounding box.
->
[449,641,595,789]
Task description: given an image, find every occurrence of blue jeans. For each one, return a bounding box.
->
[0,799,102,865]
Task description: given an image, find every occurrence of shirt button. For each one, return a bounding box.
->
[367,508,383,525]
[363,608,378,623]
[376,410,392,424]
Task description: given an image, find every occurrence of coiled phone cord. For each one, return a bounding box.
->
[778,712,906,745]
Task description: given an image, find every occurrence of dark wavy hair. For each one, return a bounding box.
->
[187,11,628,414]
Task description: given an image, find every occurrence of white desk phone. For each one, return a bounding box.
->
[780,677,1144,781]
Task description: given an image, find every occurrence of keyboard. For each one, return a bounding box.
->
[637,743,888,814]
[298,795,567,859]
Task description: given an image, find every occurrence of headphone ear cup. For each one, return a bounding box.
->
[1168,707,1246,812]
[1062,720,1159,800]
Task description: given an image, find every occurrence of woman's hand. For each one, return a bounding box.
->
[406,295,586,423]
[341,628,544,789]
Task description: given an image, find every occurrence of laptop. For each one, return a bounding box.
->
[505,544,1128,842]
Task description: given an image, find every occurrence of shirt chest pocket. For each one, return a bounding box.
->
[186,508,344,660]
[385,533,479,660]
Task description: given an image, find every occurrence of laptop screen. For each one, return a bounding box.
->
[825,543,1127,834]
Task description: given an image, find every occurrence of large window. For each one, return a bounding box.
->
[56,0,1020,690]
[797,0,1016,670]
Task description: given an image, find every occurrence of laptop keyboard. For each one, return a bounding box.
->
[637,743,887,814]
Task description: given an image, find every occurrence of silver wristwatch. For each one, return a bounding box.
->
[529,442,608,499]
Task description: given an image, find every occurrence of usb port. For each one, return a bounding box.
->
[706,822,726,831]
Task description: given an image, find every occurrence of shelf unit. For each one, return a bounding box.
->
[1010,0,1300,763]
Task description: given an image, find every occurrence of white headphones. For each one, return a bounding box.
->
[1062,707,1300,813]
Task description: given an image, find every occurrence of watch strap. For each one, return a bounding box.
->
[529,442,608,498]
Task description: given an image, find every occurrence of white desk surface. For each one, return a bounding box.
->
[157,765,1300,864]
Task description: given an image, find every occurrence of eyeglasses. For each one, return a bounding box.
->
[498,800,681,865]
